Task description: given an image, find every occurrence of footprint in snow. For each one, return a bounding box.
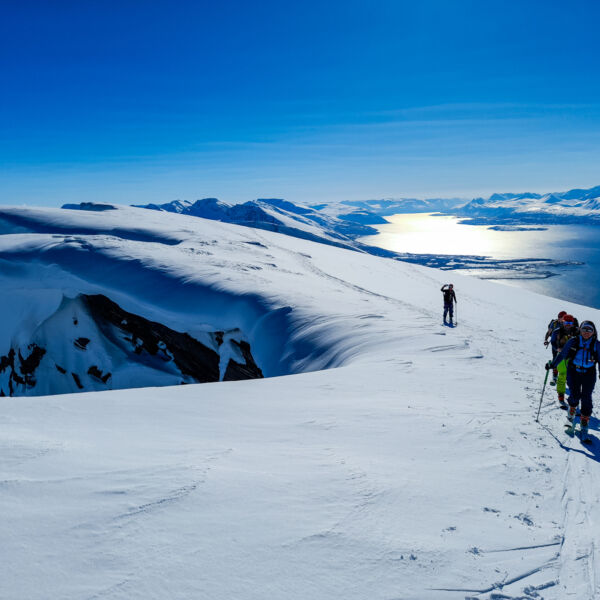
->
[483,507,500,514]
[514,513,534,526]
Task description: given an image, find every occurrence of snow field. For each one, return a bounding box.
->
[0,205,599,598]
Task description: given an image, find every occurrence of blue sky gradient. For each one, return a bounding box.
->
[2,0,600,205]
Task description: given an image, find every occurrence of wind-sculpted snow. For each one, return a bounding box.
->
[0,206,183,245]
[3,203,600,598]
[0,205,414,388]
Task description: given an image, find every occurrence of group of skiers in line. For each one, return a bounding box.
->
[544,311,598,443]
[440,287,594,442]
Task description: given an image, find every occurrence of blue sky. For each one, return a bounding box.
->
[2,0,600,206]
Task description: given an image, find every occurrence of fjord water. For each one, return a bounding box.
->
[359,213,600,310]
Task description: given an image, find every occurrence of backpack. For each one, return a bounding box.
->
[567,323,599,364]
[557,324,579,349]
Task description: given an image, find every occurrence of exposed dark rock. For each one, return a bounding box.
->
[0,350,14,374]
[74,337,90,350]
[12,371,26,386]
[62,202,116,211]
[223,339,264,381]
[87,365,111,384]
[19,344,46,387]
[19,344,46,375]
[83,294,222,383]
[55,364,67,374]
[71,373,83,389]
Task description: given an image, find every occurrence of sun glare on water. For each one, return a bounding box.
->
[360,213,537,257]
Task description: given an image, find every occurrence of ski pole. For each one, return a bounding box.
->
[535,367,550,422]
[454,302,458,327]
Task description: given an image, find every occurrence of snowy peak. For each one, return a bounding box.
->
[255,197,314,215]
[487,192,543,202]
[133,196,380,250]
[451,183,600,224]
[542,193,563,204]
[560,184,600,201]
[326,197,466,215]
[135,197,283,225]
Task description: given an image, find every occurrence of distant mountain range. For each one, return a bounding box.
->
[452,184,600,225]
[316,184,600,226]
[133,184,600,239]
[132,197,393,254]
[126,188,590,278]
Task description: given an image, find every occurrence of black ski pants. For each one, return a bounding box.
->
[566,365,596,417]
[443,302,454,321]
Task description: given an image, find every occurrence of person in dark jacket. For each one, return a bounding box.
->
[549,314,578,407]
[547,320,598,443]
[545,311,567,347]
[441,284,457,325]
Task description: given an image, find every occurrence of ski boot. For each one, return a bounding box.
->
[565,406,577,433]
[558,393,567,409]
[580,416,592,444]
[550,369,558,386]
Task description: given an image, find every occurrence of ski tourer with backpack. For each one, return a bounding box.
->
[547,320,598,444]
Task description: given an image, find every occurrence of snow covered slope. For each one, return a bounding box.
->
[1,204,599,599]
[133,197,378,248]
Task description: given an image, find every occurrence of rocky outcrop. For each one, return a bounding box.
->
[62,202,117,211]
[83,294,223,383]
[0,294,263,397]
[0,345,46,395]
[222,339,264,381]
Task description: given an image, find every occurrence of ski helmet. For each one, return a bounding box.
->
[580,320,596,335]
[558,310,567,319]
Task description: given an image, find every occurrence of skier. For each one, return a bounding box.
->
[547,320,598,443]
[441,284,457,325]
[549,314,578,407]
[544,310,566,347]
[545,311,567,385]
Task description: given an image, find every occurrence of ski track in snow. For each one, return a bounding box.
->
[556,424,600,598]
[2,206,600,599]
[258,232,599,600]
